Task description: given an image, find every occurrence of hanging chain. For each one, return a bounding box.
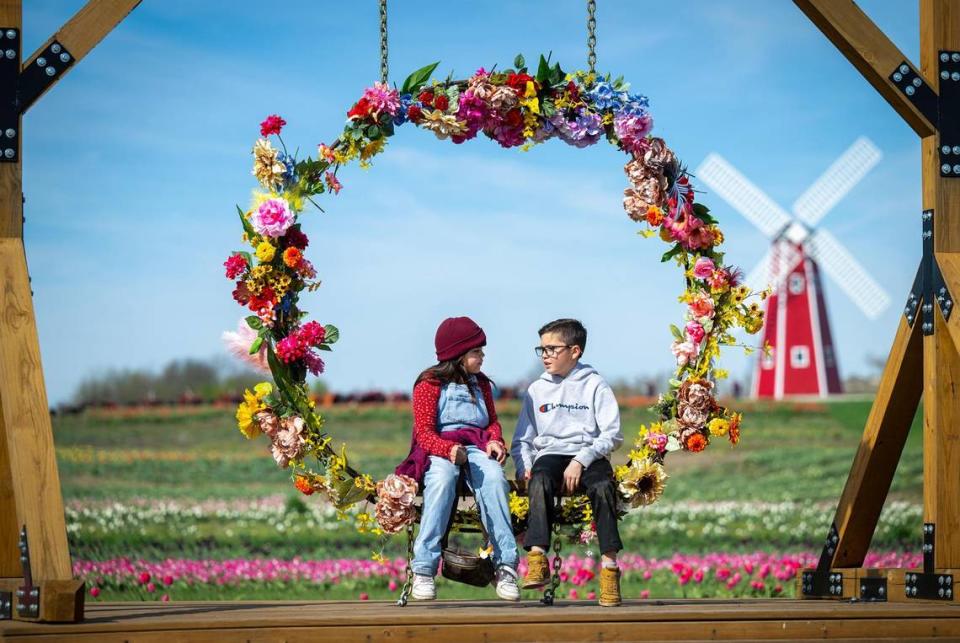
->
[586,0,597,74]
[540,525,564,605]
[396,523,414,607]
[379,0,389,84]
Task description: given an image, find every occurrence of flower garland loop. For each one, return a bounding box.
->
[223,55,766,544]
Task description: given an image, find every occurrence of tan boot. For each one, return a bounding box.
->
[522,550,550,590]
[599,566,622,607]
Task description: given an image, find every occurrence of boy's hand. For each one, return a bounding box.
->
[450,445,467,465]
[485,441,506,464]
[563,460,583,495]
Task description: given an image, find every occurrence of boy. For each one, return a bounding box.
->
[511,318,624,607]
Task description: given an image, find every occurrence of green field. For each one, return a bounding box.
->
[56,398,926,601]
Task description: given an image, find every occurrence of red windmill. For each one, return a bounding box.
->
[697,138,889,399]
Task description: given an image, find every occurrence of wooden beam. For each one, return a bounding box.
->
[794,0,937,138]
[940,252,960,353]
[0,238,71,582]
[0,0,22,238]
[828,315,923,568]
[921,0,960,569]
[20,0,141,112]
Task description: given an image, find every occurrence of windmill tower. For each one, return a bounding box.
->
[696,137,890,399]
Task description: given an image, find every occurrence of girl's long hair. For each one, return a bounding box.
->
[415,358,489,402]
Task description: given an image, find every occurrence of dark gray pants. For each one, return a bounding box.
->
[523,454,623,554]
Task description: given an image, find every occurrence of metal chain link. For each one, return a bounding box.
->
[396,523,414,607]
[586,0,597,74]
[540,525,564,605]
[379,0,389,85]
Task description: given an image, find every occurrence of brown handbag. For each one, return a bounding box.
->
[440,464,496,587]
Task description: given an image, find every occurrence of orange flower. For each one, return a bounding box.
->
[294,475,315,495]
[283,247,303,269]
[728,413,741,445]
[685,433,707,452]
[645,206,664,227]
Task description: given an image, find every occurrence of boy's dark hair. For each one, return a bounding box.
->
[538,318,587,353]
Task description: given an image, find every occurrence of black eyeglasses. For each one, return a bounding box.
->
[534,345,571,358]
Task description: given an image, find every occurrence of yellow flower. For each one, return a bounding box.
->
[235,389,264,439]
[708,418,730,437]
[252,138,286,188]
[253,382,273,398]
[508,491,529,520]
[256,241,275,262]
[618,459,668,508]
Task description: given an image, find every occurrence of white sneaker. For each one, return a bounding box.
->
[411,574,436,601]
[495,566,521,601]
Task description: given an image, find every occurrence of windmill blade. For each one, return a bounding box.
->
[792,137,882,228]
[745,242,803,292]
[744,250,774,293]
[695,153,793,239]
[804,228,891,320]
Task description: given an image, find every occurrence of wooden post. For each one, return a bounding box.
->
[0,0,140,621]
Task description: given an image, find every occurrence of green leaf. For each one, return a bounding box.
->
[365,124,380,139]
[536,54,551,85]
[661,243,683,263]
[245,315,263,331]
[401,61,440,94]
[249,336,263,355]
[236,205,256,239]
[316,344,332,352]
[692,202,717,225]
[323,324,340,345]
[670,324,684,341]
[238,251,254,267]
[514,54,525,70]
[548,62,564,86]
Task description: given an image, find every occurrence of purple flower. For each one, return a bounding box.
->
[551,109,604,148]
[614,113,654,155]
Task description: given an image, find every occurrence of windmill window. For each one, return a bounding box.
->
[788,273,805,295]
[790,345,810,368]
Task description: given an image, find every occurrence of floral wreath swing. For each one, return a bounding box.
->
[222,0,766,605]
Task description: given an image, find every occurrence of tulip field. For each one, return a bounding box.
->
[56,398,924,602]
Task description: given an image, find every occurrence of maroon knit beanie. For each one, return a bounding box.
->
[435,317,487,362]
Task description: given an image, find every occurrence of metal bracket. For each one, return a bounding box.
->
[18,40,73,113]
[816,522,839,572]
[801,570,845,597]
[905,262,922,326]
[0,27,20,162]
[859,577,887,602]
[905,571,954,600]
[890,60,939,127]
[15,525,39,618]
[0,591,10,619]
[924,523,935,573]
[939,52,960,178]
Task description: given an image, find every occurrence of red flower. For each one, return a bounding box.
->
[407,105,423,122]
[506,72,536,95]
[504,109,523,128]
[138,572,151,585]
[685,433,707,452]
[283,226,309,250]
[347,97,373,120]
[433,95,449,111]
[294,476,315,496]
[248,287,276,312]
[566,80,580,102]
[232,281,251,305]
[418,91,434,106]
[298,321,326,347]
[259,114,286,137]
[224,254,248,279]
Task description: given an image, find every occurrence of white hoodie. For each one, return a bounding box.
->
[511,362,623,477]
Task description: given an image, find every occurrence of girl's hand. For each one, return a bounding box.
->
[450,445,467,465]
[562,460,583,495]
[485,441,506,464]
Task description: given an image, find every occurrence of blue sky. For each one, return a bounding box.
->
[22,1,922,404]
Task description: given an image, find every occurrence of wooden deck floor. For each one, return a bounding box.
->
[3,598,960,642]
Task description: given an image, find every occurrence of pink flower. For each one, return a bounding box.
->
[221,319,270,373]
[138,572,151,585]
[276,335,306,363]
[146,582,156,593]
[161,594,170,602]
[568,589,579,599]
[359,592,369,601]
[325,171,342,195]
[688,293,715,319]
[642,570,652,581]
[361,82,401,117]
[646,432,668,453]
[685,321,706,345]
[614,113,653,156]
[90,586,100,598]
[270,416,307,468]
[693,257,715,280]
[693,569,704,584]
[298,321,327,347]
[671,340,698,367]
[163,575,174,586]
[388,580,398,592]
[303,352,325,376]
[260,114,286,137]
[640,589,650,599]
[587,591,596,600]
[253,198,295,238]
[224,254,248,279]
[707,269,730,290]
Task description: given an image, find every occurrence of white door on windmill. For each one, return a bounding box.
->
[696,137,889,400]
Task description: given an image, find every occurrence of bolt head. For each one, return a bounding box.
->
[944,71,951,80]
[879,586,885,595]
[953,72,960,82]
[36,56,45,66]
[954,146,960,155]
[894,72,904,82]
[4,128,14,138]
[44,66,54,76]
[5,49,14,59]
[944,163,954,173]
[51,43,61,54]
[942,53,951,62]
[913,77,923,87]
[941,588,946,597]
[59,52,70,63]
[900,64,910,74]
[906,85,916,96]
[945,145,953,154]
[953,53,960,63]
[5,30,14,39]
[3,148,14,159]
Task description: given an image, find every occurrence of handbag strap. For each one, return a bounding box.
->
[440,460,490,549]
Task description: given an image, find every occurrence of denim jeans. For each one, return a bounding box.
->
[411,446,518,576]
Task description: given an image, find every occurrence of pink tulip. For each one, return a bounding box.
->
[587,591,596,600]
[640,589,650,599]
[642,570,652,581]
[161,594,170,602]
[359,593,369,601]
[568,589,579,599]
[89,587,100,598]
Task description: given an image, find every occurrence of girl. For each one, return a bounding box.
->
[396,316,519,601]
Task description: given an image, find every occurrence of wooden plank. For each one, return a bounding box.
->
[826,316,923,567]
[0,0,22,239]
[922,0,960,570]
[793,0,937,138]
[0,239,70,582]
[20,0,141,112]
[940,253,960,353]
